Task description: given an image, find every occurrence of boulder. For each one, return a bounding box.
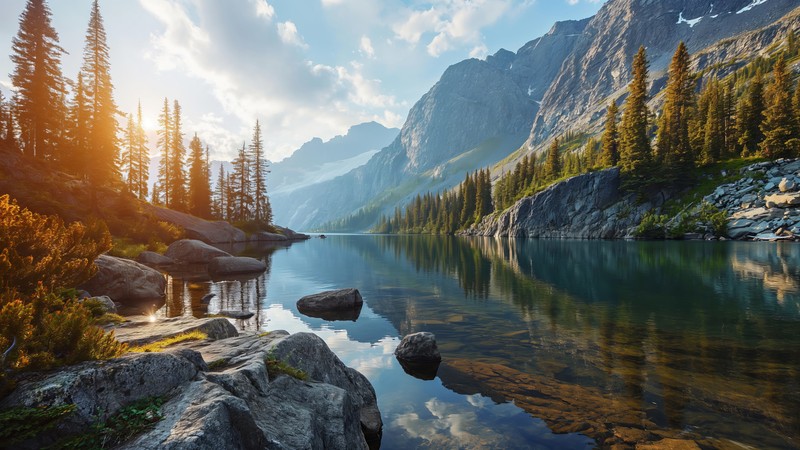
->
[765,192,800,208]
[113,317,239,347]
[148,205,246,243]
[297,288,363,316]
[136,251,175,267]
[208,256,267,277]
[274,225,311,240]
[779,177,797,192]
[394,332,442,364]
[165,239,231,264]
[269,332,382,446]
[249,231,288,242]
[79,255,166,304]
[217,310,255,320]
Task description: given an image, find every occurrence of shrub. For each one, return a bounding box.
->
[0,194,111,295]
[635,211,670,239]
[698,202,728,237]
[0,195,125,390]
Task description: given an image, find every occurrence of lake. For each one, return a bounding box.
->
[156,235,800,449]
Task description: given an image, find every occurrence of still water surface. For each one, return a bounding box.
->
[157,236,800,449]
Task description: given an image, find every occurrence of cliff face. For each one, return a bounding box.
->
[462,168,657,239]
[527,0,800,147]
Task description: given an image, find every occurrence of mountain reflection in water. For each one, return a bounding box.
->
[155,236,800,449]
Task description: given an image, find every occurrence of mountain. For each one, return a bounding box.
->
[281,0,800,232]
[527,0,800,149]
[274,20,589,230]
[269,122,398,225]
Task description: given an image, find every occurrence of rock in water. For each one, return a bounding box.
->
[136,251,175,267]
[297,288,363,315]
[208,256,267,277]
[217,310,255,320]
[164,239,231,264]
[395,332,442,364]
[79,255,166,304]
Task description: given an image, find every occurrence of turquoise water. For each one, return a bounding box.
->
[159,236,800,449]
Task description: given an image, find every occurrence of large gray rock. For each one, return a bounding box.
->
[779,177,797,192]
[270,332,382,446]
[765,192,800,208]
[2,330,380,450]
[395,332,442,364]
[114,317,239,347]
[148,205,246,243]
[297,288,363,314]
[79,255,166,303]
[208,256,267,277]
[0,352,201,449]
[136,251,175,267]
[165,239,231,264]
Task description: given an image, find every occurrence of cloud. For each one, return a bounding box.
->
[139,0,402,160]
[254,0,275,19]
[392,0,513,57]
[359,35,375,59]
[277,21,308,49]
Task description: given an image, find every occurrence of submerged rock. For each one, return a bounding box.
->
[395,332,442,364]
[79,255,166,304]
[297,288,364,316]
[216,310,255,320]
[164,239,231,264]
[207,256,267,277]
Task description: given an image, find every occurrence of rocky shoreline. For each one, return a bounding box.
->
[463,159,800,241]
[1,317,382,450]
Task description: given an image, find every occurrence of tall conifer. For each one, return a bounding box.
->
[188,134,211,218]
[249,120,271,223]
[168,100,187,210]
[10,0,67,159]
[656,42,694,179]
[760,54,796,158]
[155,98,171,205]
[619,46,652,188]
[601,100,620,167]
[80,0,118,183]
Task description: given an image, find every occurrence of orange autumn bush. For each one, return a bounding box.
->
[0,195,126,391]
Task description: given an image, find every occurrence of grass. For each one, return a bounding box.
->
[207,358,228,370]
[59,397,165,449]
[95,313,127,326]
[129,331,208,353]
[265,354,308,381]
[0,404,77,447]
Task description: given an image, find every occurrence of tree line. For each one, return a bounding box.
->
[377,34,800,234]
[2,0,272,225]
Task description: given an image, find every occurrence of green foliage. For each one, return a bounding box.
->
[0,404,76,446]
[619,46,653,190]
[698,202,728,237]
[59,397,165,449]
[635,211,670,239]
[207,358,228,370]
[265,354,308,381]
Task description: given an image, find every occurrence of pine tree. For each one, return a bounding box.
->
[10,0,67,159]
[702,78,724,164]
[80,0,118,183]
[544,137,561,180]
[2,93,17,150]
[736,74,765,156]
[122,112,137,192]
[760,54,796,159]
[656,42,695,179]
[155,98,171,206]
[231,143,251,221]
[168,100,187,210]
[459,172,476,227]
[213,165,227,220]
[619,46,652,188]
[600,100,620,167]
[249,120,271,224]
[65,72,91,176]
[188,134,211,218]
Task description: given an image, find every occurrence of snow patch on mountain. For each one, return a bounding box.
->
[737,0,769,14]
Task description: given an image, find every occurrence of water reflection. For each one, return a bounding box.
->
[154,236,800,449]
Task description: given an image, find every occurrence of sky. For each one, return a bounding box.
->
[0,0,606,162]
